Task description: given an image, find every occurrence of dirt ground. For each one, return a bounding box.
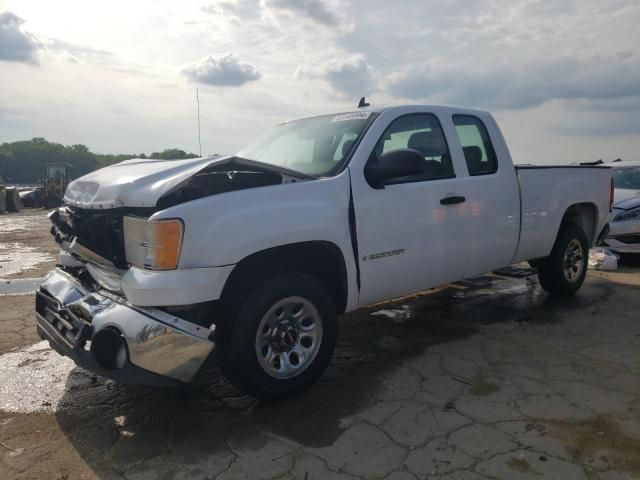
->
[0,210,639,480]
[0,209,59,279]
[0,209,57,353]
[0,296,40,354]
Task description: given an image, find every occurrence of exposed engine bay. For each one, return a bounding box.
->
[49,206,143,269]
[156,157,310,209]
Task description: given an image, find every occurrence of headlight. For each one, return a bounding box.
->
[123,216,184,270]
[613,207,640,222]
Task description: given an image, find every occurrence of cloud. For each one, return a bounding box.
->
[181,53,261,87]
[322,55,374,97]
[0,11,113,66]
[387,56,640,110]
[201,0,262,19]
[202,0,345,27]
[554,110,640,137]
[0,11,41,63]
[579,96,640,113]
[297,55,374,98]
[44,39,114,65]
[265,0,340,26]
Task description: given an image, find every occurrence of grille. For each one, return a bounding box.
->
[614,234,640,245]
[52,207,128,268]
[36,288,91,349]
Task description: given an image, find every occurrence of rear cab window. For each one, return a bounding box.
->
[613,167,640,190]
[452,115,498,176]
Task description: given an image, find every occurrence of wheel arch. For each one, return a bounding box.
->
[560,202,598,245]
[220,241,349,316]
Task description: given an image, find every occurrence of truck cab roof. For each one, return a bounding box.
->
[609,160,640,169]
[323,104,492,118]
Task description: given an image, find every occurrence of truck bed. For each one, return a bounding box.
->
[513,165,611,263]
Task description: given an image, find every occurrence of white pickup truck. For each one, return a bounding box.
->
[37,104,613,400]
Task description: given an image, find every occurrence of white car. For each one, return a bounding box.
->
[37,104,612,399]
[605,160,640,254]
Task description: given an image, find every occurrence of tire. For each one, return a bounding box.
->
[537,223,588,296]
[222,273,338,401]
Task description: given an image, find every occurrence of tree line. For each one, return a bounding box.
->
[0,138,199,184]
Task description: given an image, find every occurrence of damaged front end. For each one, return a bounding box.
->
[51,155,313,270]
[39,156,312,385]
[42,203,216,385]
[49,205,143,269]
[36,268,215,386]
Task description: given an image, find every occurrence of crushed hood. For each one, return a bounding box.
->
[65,156,222,209]
[64,155,312,209]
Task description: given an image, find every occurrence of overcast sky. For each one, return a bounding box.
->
[1,0,639,164]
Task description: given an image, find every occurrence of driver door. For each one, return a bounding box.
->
[350,112,471,306]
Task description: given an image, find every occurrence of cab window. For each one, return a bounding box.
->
[371,114,454,182]
[453,115,498,176]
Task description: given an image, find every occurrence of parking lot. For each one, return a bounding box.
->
[1,209,639,480]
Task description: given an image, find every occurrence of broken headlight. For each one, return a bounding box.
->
[123,216,184,270]
[613,207,640,222]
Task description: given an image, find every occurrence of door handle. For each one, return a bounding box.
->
[440,195,466,205]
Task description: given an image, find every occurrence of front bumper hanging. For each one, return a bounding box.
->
[36,268,215,387]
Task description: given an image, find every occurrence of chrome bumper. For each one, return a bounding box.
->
[36,268,215,385]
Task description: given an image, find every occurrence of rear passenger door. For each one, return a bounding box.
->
[451,114,520,276]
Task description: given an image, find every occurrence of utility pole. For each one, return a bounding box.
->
[196,88,202,157]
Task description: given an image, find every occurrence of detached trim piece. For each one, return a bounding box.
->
[66,238,115,267]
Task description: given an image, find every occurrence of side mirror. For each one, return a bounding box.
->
[364,149,425,188]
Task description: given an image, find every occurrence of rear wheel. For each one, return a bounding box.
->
[222,273,337,401]
[537,224,588,296]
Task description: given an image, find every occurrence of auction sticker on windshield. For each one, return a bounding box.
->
[332,111,372,122]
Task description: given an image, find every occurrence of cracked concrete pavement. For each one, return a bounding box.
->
[1,270,638,480]
[0,211,639,479]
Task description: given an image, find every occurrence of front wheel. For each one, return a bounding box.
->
[222,273,338,401]
[537,224,588,296]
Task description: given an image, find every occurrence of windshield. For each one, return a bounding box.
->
[237,112,376,176]
[46,165,66,179]
[613,167,640,190]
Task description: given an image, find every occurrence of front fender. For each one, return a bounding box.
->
[151,171,354,273]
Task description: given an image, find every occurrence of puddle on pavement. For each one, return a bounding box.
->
[451,284,530,300]
[507,456,543,476]
[0,277,43,295]
[371,305,411,323]
[469,374,501,397]
[0,242,54,277]
[0,215,47,234]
